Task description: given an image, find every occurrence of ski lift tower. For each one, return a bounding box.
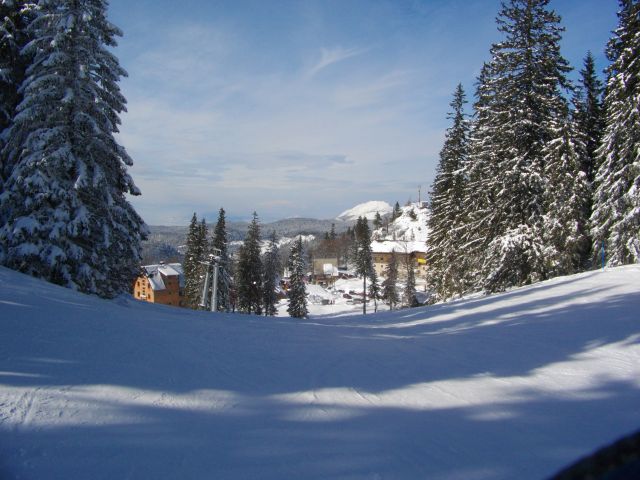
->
[199,249,222,312]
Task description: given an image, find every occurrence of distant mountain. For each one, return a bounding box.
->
[142,217,354,264]
[260,218,351,237]
[144,201,415,263]
[336,200,393,222]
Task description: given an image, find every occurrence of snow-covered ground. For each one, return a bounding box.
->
[372,202,430,243]
[229,233,316,255]
[1,265,640,479]
[336,200,393,222]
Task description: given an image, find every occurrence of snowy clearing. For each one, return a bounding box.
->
[1,265,640,479]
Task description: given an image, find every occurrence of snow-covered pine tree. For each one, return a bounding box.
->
[183,214,208,308]
[542,116,592,276]
[262,231,280,316]
[287,236,307,319]
[426,84,470,301]
[466,0,572,292]
[237,212,263,314]
[392,202,401,221]
[373,211,383,230]
[403,254,418,308]
[182,213,200,308]
[591,0,640,266]
[0,0,147,297]
[211,207,231,311]
[573,52,605,185]
[352,216,374,303]
[368,267,379,312]
[381,249,399,310]
[459,63,504,293]
[0,1,33,188]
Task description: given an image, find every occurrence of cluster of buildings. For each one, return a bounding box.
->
[309,240,428,288]
[134,210,430,308]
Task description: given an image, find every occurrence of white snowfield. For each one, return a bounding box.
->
[1,265,640,480]
[336,200,393,222]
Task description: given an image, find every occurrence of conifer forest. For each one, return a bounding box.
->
[0,0,638,313]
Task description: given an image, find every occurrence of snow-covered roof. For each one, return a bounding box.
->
[142,263,184,290]
[371,240,426,254]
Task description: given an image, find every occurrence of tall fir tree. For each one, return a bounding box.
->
[373,211,383,230]
[426,84,470,301]
[287,236,308,319]
[368,267,380,312]
[211,207,231,311]
[183,213,201,308]
[353,217,373,273]
[352,217,373,276]
[381,249,399,310]
[403,254,418,308]
[0,0,147,297]
[464,0,572,292]
[542,117,592,275]
[262,231,280,316]
[573,51,605,185]
[392,202,402,221]
[237,212,263,314]
[591,0,640,266]
[183,215,208,309]
[0,1,33,188]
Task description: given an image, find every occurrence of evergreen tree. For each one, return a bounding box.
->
[373,211,383,230]
[591,0,640,266]
[368,268,380,312]
[465,0,572,292]
[460,63,501,291]
[183,213,202,308]
[0,1,33,187]
[262,231,280,316]
[287,236,308,319]
[211,207,231,311]
[352,217,374,279]
[573,51,605,185]
[381,250,399,310]
[426,84,470,300]
[403,254,418,308]
[392,201,402,221]
[542,117,591,275]
[0,0,146,297]
[351,217,374,313]
[237,212,263,314]
[183,216,209,309]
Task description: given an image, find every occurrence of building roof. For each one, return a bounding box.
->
[371,240,426,255]
[141,263,184,291]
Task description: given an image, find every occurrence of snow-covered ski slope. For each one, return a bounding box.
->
[1,265,639,480]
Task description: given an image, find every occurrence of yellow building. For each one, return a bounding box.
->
[133,263,184,307]
[371,241,427,280]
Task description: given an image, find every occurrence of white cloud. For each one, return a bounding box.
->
[117,22,446,224]
[305,46,368,78]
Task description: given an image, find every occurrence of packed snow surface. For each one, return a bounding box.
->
[336,200,393,222]
[1,265,640,479]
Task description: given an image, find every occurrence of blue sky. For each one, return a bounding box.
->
[107,0,619,225]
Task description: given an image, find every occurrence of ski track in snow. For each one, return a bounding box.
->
[1,265,640,479]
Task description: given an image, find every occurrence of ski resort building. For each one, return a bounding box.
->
[310,257,340,287]
[371,241,427,280]
[133,263,185,307]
